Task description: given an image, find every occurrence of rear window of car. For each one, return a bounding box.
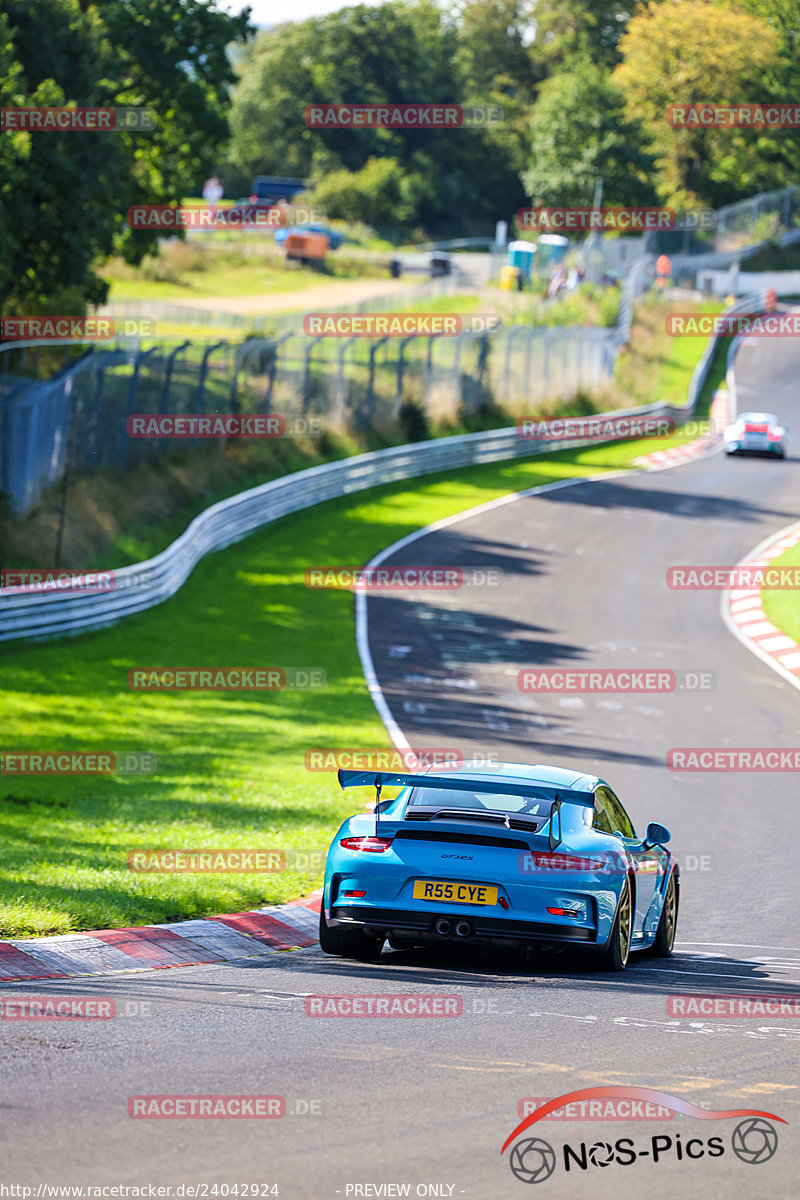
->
[741,413,777,425]
[407,786,556,818]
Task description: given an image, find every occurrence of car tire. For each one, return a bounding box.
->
[649,870,678,957]
[598,876,633,971]
[318,906,384,960]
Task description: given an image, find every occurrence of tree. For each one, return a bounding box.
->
[529,0,635,73]
[450,0,539,99]
[736,0,800,181]
[613,0,782,206]
[521,58,657,208]
[0,0,251,314]
[311,157,414,228]
[227,1,525,236]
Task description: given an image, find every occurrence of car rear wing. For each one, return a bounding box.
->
[337,768,595,805]
[337,768,595,850]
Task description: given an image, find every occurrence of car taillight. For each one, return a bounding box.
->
[767,429,782,442]
[547,907,580,918]
[744,423,768,433]
[339,836,394,853]
[343,889,366,897]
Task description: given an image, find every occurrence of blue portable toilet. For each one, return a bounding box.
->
[537,234,569,270]
[507,240,537,280]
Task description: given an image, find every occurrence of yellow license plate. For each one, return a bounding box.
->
[412,880,498,905]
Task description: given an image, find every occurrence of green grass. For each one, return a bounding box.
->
[1,434,693,939]
[101,242,388,303]
[761,538,800,641]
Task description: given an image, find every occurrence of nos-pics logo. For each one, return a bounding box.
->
[501,1087,783,1184]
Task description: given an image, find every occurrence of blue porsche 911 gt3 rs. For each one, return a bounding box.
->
[320,761,678,971]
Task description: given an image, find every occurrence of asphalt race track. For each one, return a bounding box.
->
[3,335,800,1198]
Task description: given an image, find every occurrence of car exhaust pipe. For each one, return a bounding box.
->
[454,920,472,938]
[434,918,452,937]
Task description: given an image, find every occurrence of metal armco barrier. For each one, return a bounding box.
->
[0,293,767,644]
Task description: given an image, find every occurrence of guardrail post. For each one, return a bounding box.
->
[395,335,416,412]
[265,333,293,414]
[336,336,358,426]
[523,329,535,399]
[229,339,256,416]
[366,336,389,427]
[502,327,521,396]
[462,334,490,415]
[85,359,106,467]
[119,345,158,469]
[542,330,554,399]
[161,340,190,417]
[197,341,226,419]
[54,375,78,568]
[424,333,443,408]
[302,335,323,414]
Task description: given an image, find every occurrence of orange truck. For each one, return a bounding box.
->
[284,231,328,264]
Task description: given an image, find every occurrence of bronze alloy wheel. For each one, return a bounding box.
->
[663,873,677,951]
[618,877,632,966]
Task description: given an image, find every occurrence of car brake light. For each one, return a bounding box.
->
[767,430,782,442]
[547,907,580,917]
[744,423,768,433]
[343,889,366,897]
[339,836,394,852]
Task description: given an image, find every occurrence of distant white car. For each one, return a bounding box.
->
[724,411,787,458]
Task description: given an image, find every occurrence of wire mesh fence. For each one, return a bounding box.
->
[1,265,635,516]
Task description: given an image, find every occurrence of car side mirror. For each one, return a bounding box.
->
[644,822,671,848]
